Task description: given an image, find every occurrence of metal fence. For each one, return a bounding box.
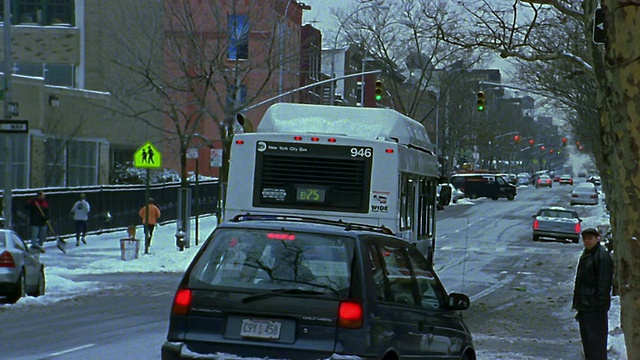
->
[3,180,220,241]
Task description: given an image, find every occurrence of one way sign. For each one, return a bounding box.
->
[593,8,605,45]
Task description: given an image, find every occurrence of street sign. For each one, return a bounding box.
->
[210,148,223,167]
[186,147,199,159]
[593,8,605,45]
[0,120,28,133]
[134,142,162,168]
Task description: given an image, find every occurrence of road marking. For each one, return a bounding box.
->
[49,344,95,356]
[151,291,172,297]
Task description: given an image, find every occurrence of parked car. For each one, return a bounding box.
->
[532,206,582,243]
[162,215,476,360]
[570,184,599,205]
[450,173,517,200]
[587,175,602,186]
[516,173,531,185]
[0,229,46,304]
[559,174,573,185]
[536,174,553,188]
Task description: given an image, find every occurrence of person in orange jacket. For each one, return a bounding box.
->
[139,198,161,247]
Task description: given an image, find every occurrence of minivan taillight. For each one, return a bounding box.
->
[171,288,192,315]
[575,223,581,234]
[533,219,539,230]
[0,251,15,268]
[338,301,363,329]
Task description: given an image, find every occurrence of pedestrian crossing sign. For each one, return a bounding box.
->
[134,142,162,168]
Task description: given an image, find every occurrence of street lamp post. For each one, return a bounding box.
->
[329,4,388,105]
[278,0,295,100]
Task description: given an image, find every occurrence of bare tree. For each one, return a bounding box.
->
[435,0,640,355]
[103,0,299,223]
[333,0,487,175]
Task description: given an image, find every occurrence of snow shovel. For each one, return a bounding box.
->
[35,203,66,254]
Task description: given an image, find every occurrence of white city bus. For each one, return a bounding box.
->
[225,103,440,261]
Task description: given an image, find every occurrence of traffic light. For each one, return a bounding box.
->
[562,137,568,146]
[529,139,535,146]
[540,145,545,151]
[476,91,485,112]
[514,135,521,143]
[374,79,383,102]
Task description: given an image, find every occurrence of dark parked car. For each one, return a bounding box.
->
[532,207,582,243]
[450,173,516,200]
[162,215,476,360]
[0,229,46,304]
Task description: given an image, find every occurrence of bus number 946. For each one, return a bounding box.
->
[351,147,372,158]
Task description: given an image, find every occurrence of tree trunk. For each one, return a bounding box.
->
[602,3,640,357]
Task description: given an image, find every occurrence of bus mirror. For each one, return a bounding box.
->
[439,185,452,206]
[236,113,254,133]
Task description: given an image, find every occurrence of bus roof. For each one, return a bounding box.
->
[257,103,433,151]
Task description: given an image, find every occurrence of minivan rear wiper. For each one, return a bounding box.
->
[242,288,325,303]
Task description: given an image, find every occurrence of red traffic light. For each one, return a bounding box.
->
[562,137,568,146]
[540,145,545,151]
[514,135,521,142]
[529,139,534,146]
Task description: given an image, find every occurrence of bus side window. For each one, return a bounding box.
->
[400,174,415,231]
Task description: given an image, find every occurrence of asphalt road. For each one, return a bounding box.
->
[0,182,605,360]
[435,182,605,359]
[0,272,182,360]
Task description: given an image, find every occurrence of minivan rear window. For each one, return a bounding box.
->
[188,228,354,297]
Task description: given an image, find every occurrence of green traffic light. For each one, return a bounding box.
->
[477,105,484,111]
[375,95,382,101]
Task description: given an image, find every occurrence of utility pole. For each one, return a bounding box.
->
[3,0,13,229]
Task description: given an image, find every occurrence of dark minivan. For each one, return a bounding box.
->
[162,215,475,360]
[450,173,516,201]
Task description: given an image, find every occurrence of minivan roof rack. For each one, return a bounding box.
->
[230,213,394,235]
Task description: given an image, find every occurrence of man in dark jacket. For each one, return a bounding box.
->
[26,191,49,252]
[572,227,614,359]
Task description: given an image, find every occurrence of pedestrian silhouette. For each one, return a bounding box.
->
[147,146,155,164]
[141,149,148,163]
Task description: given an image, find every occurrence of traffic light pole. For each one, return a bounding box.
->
[242,69,382,113]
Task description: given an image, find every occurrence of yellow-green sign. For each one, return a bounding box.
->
[134,142,162,168]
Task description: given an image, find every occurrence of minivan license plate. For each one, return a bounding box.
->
[240,319,282,340]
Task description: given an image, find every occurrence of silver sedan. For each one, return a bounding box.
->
[569,184,599,206]
[0,229,46,304]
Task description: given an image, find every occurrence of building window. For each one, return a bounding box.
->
[228,14,249,60]
[14,62,74,87]
[48,0,74,25]
[44,138,66,187]
[68,141,98,186]
[15,0,75,26]
[44,138,99,187]
[226,84,247,110]
[0,135,29,189]
[45,63,74,86]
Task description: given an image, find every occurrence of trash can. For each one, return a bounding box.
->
[120,238,140,261]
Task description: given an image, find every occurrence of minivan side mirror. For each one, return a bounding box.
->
[439,185,452,207]
[447,292,470,310]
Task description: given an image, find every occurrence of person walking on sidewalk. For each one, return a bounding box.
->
[70,193,91,246]
[26,191,49,252]
[139,198,161,253]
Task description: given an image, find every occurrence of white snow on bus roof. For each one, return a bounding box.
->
[257,103,433,151]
